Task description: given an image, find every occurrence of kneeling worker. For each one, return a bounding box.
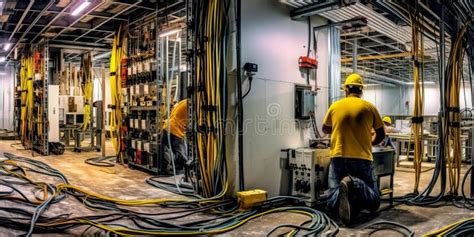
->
[161,99,191,175]
[322,73,385,224]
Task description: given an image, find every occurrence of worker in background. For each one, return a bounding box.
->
[322,73,385,225]
[379,116,400,149]
[161,99,191,175]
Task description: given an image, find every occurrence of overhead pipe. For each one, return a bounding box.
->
[6,0,55,59]
[48,44,109,52]
[9,0,35,41]
[341,52,412,63]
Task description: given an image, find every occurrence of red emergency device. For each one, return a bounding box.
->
[298,56,318,69]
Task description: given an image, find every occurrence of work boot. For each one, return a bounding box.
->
[339,176,353,225]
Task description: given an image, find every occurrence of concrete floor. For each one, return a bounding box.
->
[0,140,472,236]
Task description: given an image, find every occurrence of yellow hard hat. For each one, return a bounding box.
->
[383,116,392,125]
[343,73,365,89]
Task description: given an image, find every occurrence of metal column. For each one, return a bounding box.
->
[328,26,341,105]
[352,38,357,72]
[43,41,49,155]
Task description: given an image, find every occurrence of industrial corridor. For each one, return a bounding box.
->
[0,0,472,236]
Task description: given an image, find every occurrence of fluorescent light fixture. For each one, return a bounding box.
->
[72,0,91,16]
[3,43,11,51]
[0,57,6,63]
[405,81,436,85]
[93,52,111,60]
[159,29,181,38]
[0,72,6,76]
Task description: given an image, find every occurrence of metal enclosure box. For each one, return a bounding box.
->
[295,86,314,119]
[372,148,395,176]
[48,85,60,142]
[289,148,331,205]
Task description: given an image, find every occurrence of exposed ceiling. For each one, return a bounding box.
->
[0,0,186,63]
[280,0,473,86]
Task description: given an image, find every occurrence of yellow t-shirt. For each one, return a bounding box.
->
[323,97,383,161]
[163,99,188,139]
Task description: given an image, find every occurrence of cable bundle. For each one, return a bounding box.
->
[408,6,425,194]
[442,20,471,196]
[19,53,34,148]
[80,53,93,131]
[109,24,127,164]
[424,218,474,236]
[0,153,338,236]
[192,0,230,198]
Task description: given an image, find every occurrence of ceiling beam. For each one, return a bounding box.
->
[52,0,106,41]
[73,1,142,42]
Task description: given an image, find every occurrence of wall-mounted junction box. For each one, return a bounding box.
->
[295,85,314,120]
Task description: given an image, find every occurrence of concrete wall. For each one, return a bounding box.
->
[240,0,330,196]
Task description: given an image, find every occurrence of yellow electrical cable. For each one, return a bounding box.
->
[38,207,315,236]
[408,10,425,194]
[81,53,93,131]
[109,24,127,163]
[423,217,474,236]
[443,21,469,195]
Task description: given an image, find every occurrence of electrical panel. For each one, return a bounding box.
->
[124,19,160,174]
[289,148,330,205]
[48,85,59,142]
[295,86,314,120]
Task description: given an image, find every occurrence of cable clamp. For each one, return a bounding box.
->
[413,60,421,68]
[449,121,460,128]
[197,124,216,134]
[110,72,117,76]
[186,49,194,59]
[197,83,205,92]
[203,105,217,112]
[411,116,424,124]
[447,107,460,113]
[197,124,208,134]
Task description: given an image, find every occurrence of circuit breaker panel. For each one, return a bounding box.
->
[289,148,331,205]
[124,19,160,173]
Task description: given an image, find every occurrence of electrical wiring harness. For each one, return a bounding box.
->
[191,0,231,198]
[109,24,127,164]
[80,53,93,131]
[0,152,339,236]
[392,2,473,207]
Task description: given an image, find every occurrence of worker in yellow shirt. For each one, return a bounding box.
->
[161,99,191,175]
[322,73,385,225]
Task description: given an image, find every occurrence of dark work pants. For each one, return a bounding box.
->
[161,131,187,173]
[327,158,380,214]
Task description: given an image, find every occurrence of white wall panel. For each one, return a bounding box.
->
[403,85,458,115]
[363,85,402,116]
[0,66,15,131]
[241,0,329,196]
